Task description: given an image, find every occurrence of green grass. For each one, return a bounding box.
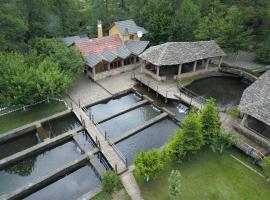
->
[91,189,131,200]
[0,101,67,133]
[137,148,270,200]
[226,106,240,118]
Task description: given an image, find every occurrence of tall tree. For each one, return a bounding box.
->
[170,0,200,41]
[199,98,221,144]
[217,5,253,53]
[139,0,173,44]
[0,1,28,51]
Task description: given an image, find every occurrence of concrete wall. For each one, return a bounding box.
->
[88,62,140,81]
[176,67,219,80]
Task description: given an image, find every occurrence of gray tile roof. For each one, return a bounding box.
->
[62,35,89,46]
[115,47,131,59]
[239,70,270,126]
[113,19,147,36]
[140,40,226,66]
[86,53,103,68]
[102,49,118,62]
[124,40,149,55]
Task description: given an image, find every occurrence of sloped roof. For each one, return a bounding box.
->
[124,40,149,55]
[239,70,270,126]
[140,40,226,66]
[115,47,131,59]
[75,35,125,57]
[112,19,147,36]
[86,53,103,68]
[62,35,89,46]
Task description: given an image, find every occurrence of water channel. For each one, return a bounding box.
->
[24,165,101,200]
[0,140,81,195]
[42,113,81,138]
[0,130,41,160]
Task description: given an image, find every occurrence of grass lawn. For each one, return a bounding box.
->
[91,189,131,200]
[137,147,270,200]
[0,101,67,133]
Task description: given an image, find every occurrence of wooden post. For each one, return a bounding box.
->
[105,131,107,141]
[193,61,197,72]
[78,99,81,108]
[148,81,150,91]
[156,86,159,97]
[115,164,118,173]
[165,91,168,103]
[178,64,182,77]
[205,58,210,70]
[241,114,247,126]
[218,56,223,69]
[125,158,128,167]
[156,65,160,77]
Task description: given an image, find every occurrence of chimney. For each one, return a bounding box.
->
[97,20,103,38]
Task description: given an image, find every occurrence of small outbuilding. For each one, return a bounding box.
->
[239,70,270,140]
[139,40,226,81]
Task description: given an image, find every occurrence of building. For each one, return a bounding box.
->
[139,41,226,81]
[239,70,270,140]
[75,20,149,80]
[61,35,89,47]
[109,19,148,41]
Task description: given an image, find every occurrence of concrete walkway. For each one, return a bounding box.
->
[121,170,143,200]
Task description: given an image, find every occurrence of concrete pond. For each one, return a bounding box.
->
[0,76,250,198]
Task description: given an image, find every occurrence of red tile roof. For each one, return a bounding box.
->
[75,35,125,58]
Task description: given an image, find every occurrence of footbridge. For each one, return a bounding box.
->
[220,65,258,81]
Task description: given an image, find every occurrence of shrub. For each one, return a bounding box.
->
[134,149,164,182]
[210,132,236,154]
[168,170,181,199]
[226,106,240,118]
[102,171,123,194]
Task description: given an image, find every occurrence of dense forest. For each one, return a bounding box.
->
[0,0,269,107]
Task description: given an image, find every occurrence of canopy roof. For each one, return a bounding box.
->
[140,40,226,66]
[239,70,270,126]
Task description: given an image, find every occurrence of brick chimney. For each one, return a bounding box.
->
[97,20,103,38]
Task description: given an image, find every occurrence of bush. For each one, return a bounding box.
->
[102,171,123,195]
[210,132,236,154]
[226,106,240,118]
[134,149,164,182]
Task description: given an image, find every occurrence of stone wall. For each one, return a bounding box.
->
[87,62,140,81]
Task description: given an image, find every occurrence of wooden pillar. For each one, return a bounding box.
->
[107,63,110,72]
[193,61,197,72]
[205,58,210,70]
[241,114,247,126]
[156,65,160,77]
[178,64,182,76]
[218,56,223,69]
[92,66,96,76]
[121,60,124,67]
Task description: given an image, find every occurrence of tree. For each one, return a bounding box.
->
[139,0,173,45]
[0,52,71,107]
[168,170,181,199]
[134,149,164,182]
[0,1,28,51]
[195,0,226,41]
[166,129,185,164]
[262,156,270,182]
[217,5,253,53]
[255,35,270,64]
[200,98,221,144]
[180,110,204,155]
[33,38,84,76]
[102,171,123,194]
[170,0,200,41]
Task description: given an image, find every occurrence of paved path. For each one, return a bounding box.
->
[121,170,143,200]
[67,73,111,107]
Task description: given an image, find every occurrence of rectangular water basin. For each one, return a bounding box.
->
[97,104,160,140]
[74,130,97,152]
[42,113,81,138]
[84,92,142,122]
[0,140,82,195]
[24,165,101,200]
[0,130,41,160]
[116,118,179,165]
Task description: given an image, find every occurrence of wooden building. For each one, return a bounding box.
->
[139,41,226,81]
